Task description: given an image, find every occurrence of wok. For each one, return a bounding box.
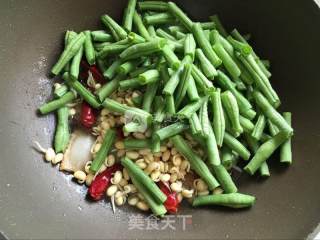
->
[0,0,320,239]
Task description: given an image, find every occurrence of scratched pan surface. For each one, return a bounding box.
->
[0,0,320,239]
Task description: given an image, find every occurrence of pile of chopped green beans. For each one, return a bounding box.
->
[39,0,293,215]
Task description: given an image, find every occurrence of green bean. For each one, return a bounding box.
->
[209,88,225,147]
[123,0,136,32]
[120,39,166,60]
[156,28,176,41]
[212,164,238,193]
[103,59,122,79]
[101,15,127,41]
[127,169,167,217]
[257,59,272,78]
[267,119,279,136]
[142,82,158,112]
[195,48,217,79]
[203,29,211,41]
[147,25,157,38]
[167,2,193,31]
[91,30,113,42]
[83,31,96,65]
[227,36,252,56]
[139,69,160,85]
[187,76,200,101]
[209,15,228,37]
[51,32,86,75]
[165,95,176,114]
[212,42,241,80]
[54,107,70,153]
[191,64,214,90]
[133,11,151,41]
[138,1,168,11]
[70,45,83,81]
[129,65,153,78]
[132,94,143,107]
[153,96,165,123]
[175,31,186,39]
[94,42,111,52]
[63,31,77,72]
[234,78,247,91]
[144,12,175,25]
[280,112,292,164]
[201,100,221,167]
[221,91,243,137]
[161,45,180,70]
[251,114,266,141]
[102,98,153,126]
[96,74,123,102]
[189,113,203,136]
[221,146,239,170]
[119,77,140,90]
[155,122,189,141]
[117,60,137,75]
[201,22,216,30]
[184,34,196,60]
[163,62,185,96]
[177,96,207,119]
[253,91,293,136]
[175,63,192,108]
[193,193,255,208]
[39,91,76,115]
[259,162,270,177]
[127,32,146,44]
[244,131,289,175]
[97,43,130,59]
[168,25,188,34]
[192,22,222,67]
[223,132,251,160]
[121,157,167,203]
[54,84,68,98]
[124,138,151,150]
[239,115,255,134]
[171,135,220,190]
[90,129,116,172]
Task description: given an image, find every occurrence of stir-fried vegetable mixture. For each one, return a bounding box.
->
[36,0,293,216]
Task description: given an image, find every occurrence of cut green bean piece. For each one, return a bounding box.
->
[133,11,151,40]
[63,31,77,72]
[156,28,176,41]
[253,91,293,136]
[239,115,255,134]
[267,119,279,136]
[259,162,270,177]
[212,164,238,193]
[187,76,200,101]
[101,15,127,41]
[128,32,146,44]
[96,74,123,102]
[147,25,157,38]
[189,113,203,135]
[171,135,220,190]
[120,39,166,60]
[70,45,83,81]
[221,146,239,170]
[144,12,175,25]
[142,82,158,112]
[156,122,189,141]
[39,91,76,115]
[91,30,113,42]
[223,132,251,160]
[51,33,86,75]
[97,44,130,59]
[192,22,222,67]
[191,64,214,90]
[162,45,180,70]
[209,88,225,147]
[124,138,151,150]
[209,15,228,37]
[103,59,122,79]
[54,84,69,98]
[165,94,176,114]
[123,0,137,32]
[251,114,266,141]
[163,63,184,96]
[167,2,193,31]
[244,131,289,175]
[121,157,167,203]
[221,91,243,137]
[227,36,252,56]
[184,34,196,60]
[138,1,169,11]
[139,69,160,85]
[128,169,167,217]
[193,193,255,208]
[175,63,192,108]
[201,22,216,30]
[90,129,116,172]
[84,31,96,65]
[54,107,70,153]
[280,112,292,164]
[117,60,138,75]
[177,96,207,119]
[195,48,217,79]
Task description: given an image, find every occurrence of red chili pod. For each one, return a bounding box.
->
[88,164,123,201]
[158,181,179,214]
[90,65,105,83]
[80,101,96,128]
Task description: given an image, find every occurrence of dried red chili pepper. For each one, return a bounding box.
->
[158,181,179,214]
[88,164,123,201]
[80,101,96,128]
[90,65,105,83]
[116,128,125,140]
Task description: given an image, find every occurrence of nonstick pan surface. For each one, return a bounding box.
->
[0,0,320,239]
